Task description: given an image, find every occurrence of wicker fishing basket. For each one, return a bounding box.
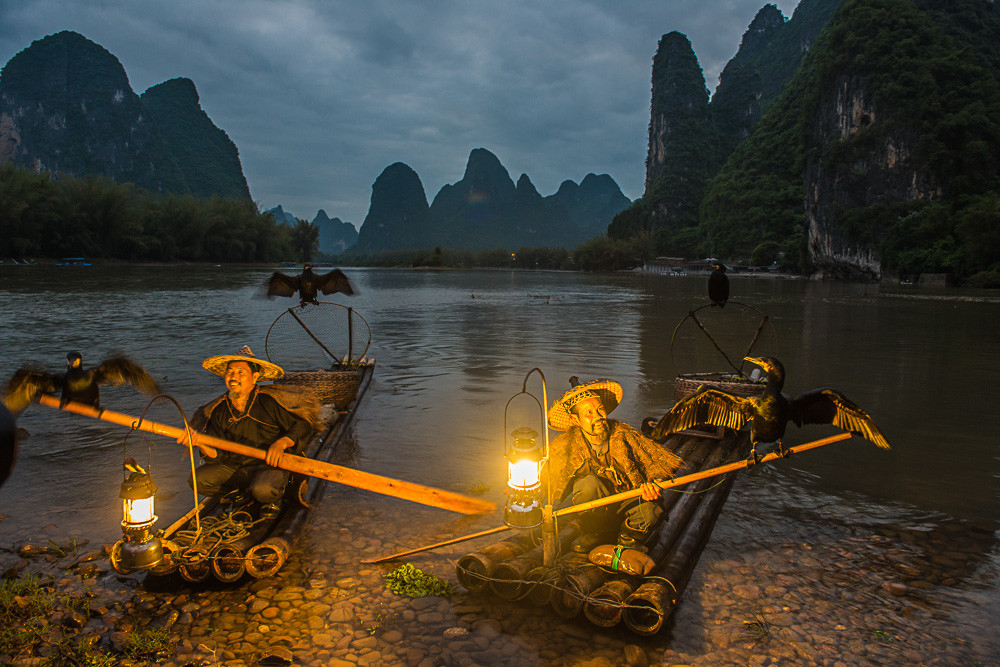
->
[275,370,361,408]
[674,372,766,401]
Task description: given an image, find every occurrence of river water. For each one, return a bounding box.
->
[0,265,998,662]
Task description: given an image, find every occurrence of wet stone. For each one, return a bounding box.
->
[381,629,403,643]
[357,651,382,666]
[258,645,294,665]
[329,602,354,623]
[248,598,269,614]
[883,581,909,596]
[417,611,445,624]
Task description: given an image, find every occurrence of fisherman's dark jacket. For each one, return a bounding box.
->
[192,385,321,465]
[548,419,683,502]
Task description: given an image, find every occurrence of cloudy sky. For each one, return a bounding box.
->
[1,0,799,226]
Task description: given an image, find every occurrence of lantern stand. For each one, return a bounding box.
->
[503,368,558,566]
[110,394,199,574]
[111,426,163,573]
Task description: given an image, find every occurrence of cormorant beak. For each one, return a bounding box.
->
[743,356,770,373]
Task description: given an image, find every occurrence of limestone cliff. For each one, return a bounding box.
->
[141,77,251,200]
[352,162,432,253]
[0,31,251,201]
[0,31,186,193]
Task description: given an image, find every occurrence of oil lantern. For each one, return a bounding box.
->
[116,469,163,571]
[504,427,543,528]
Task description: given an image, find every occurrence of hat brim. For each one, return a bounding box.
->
[547,379,622,431]
[202,354,285,381]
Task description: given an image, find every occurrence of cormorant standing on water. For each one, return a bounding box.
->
[651,356,890,461]
[709,263,729,308]
[265,265,355,306]
[2,352,161,414]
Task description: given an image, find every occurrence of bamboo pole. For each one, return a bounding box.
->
[36,395,495,515]
[559,432,852,517]
[363,431,854,563]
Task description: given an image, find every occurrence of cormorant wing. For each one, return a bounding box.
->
[92,356,162,395]
[2,367,62,414]
[789,388,891,449]
[651,388,753,441]
[315,268,356,296]
[265,272,300,299]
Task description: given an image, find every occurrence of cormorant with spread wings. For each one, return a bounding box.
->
[264,265,355,306]
[2,351,161,414]
[651,356,890,461]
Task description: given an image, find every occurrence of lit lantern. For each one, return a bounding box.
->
[504,426,543,529]
[114,470,164,572]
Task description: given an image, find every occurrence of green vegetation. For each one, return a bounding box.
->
[290,218,321,263]
[383,563,456,597]
[738,611,772,643]
[0,164,294,262]
[121,625,172,661]
[1,574,171,664]
[338,235,649,272]
[611,0,1000,284]
[0,574,106,665]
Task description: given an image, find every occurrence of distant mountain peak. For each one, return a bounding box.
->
[0,30,250,200]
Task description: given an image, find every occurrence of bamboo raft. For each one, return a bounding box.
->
[455,423,750,635]
[123,360,376,583]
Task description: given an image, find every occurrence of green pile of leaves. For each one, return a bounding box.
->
[384,563,456,597]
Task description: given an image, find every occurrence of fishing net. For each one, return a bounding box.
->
[669,301,778,380]
[265,302,371,371]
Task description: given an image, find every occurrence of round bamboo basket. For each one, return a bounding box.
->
[275,370,360,408]
[673,372,766,401]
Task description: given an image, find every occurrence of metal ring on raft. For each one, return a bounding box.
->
[211,544,246,582]
[245,538,289,579]
[179,545,212,583]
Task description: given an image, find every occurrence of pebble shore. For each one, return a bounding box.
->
[2,478,998,666]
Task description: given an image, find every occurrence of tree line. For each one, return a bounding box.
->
[0,165,319,262]
[333,234,654,272]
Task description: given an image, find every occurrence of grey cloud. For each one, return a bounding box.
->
[1,0,800,226]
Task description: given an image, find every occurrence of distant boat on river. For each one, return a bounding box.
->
[56,257,91,266]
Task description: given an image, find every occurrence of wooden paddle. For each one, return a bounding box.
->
[362,432,854,563]
[37,395,495,515]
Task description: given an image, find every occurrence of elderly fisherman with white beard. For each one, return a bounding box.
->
[182,346,319,519]
[547,379,683,554]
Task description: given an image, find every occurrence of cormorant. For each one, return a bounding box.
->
[2,352,161,414]
[709,263,729,308]
[651,356,890,461]
[264,265,355,306]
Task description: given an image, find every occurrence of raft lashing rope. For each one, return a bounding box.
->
[455,428,749,635]
[162,508,278,583]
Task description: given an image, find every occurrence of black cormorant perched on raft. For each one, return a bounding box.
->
[2,351,160,414]
[709,263,729,307]
[651,356,890,461]
[264,265,355,306]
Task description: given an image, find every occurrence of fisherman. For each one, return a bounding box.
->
[182,346,320,518]
[547,379,683,554]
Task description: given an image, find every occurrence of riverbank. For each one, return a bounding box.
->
[3,479,996,666]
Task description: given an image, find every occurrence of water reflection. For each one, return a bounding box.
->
[0,266,997,654]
